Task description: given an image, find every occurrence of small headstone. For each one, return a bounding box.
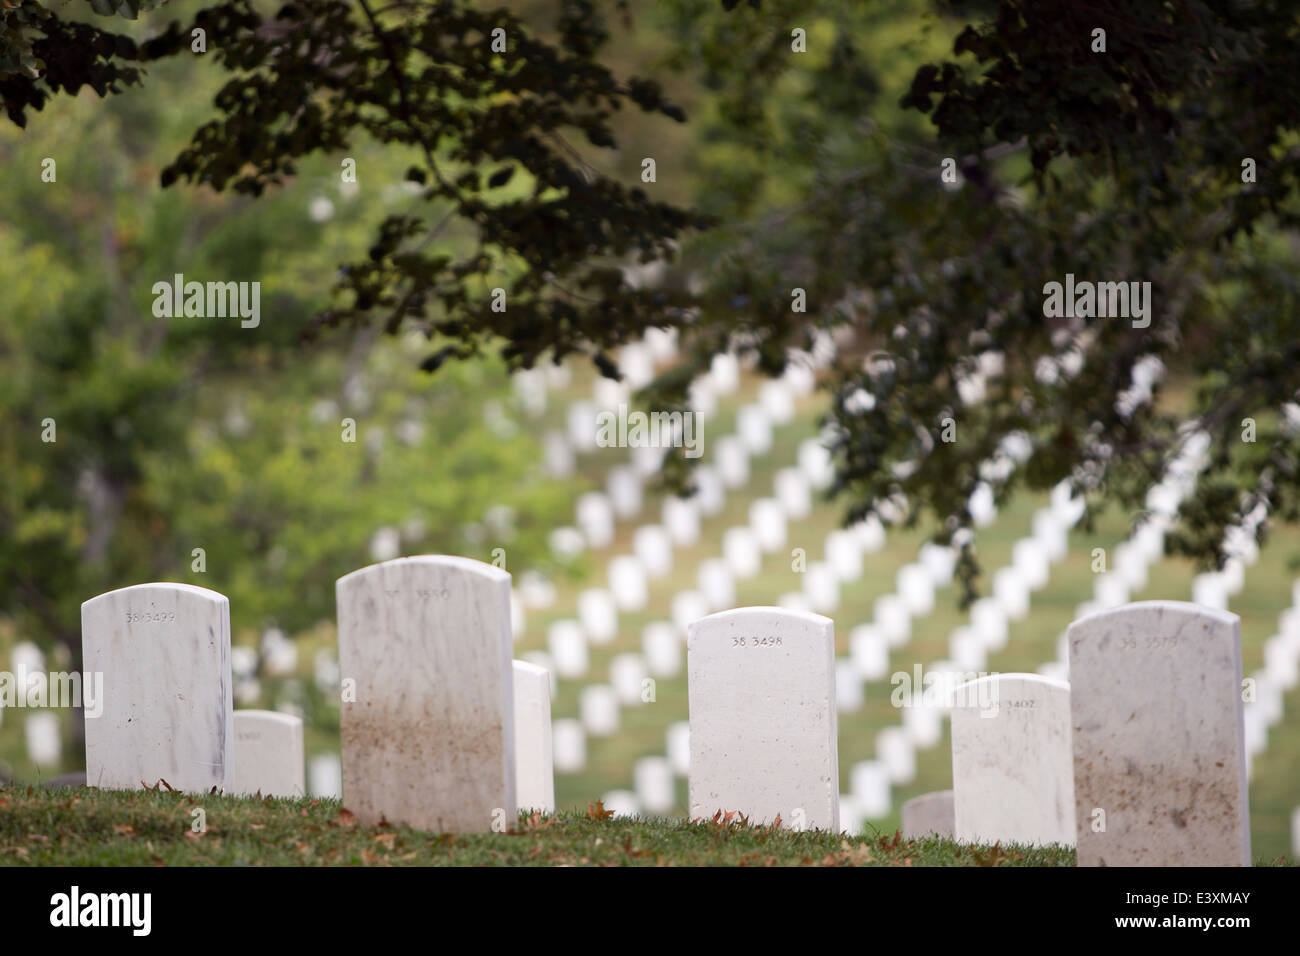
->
[697,559,736,611]
[552,719,586,773]
[749,498,788,553]
[851,515,886,553]
[25,712,61,767]
[547,620,588,678]
[81,583,233,794]
[723,526,763,579]
[849,625,889,680]
[802,562,840,613]
[576,492,615,550]
[643,622,682,677]
[577,589,618,645]
[873,594,911,648]
[336,556,515,832]
[234,710,305,798]
[662,497,701,548]
[1067,601,1250,866]
[897,564,936,616]
[824,530,862,583]
[709,352,740,394]
[671,591,710,634]
[774,468,812,519]
[607,556,648,613]
[308,753,342,799]
[716,435,750,489]
[994,566,1031,619]
[543,431,574,478]
[634,756,676,814]
[666,721,690,777]
[760,380,796,425]
[901,790,954,840]
[512,660,554,813]
[875,727,916,785]
[950,673,1075,847]
[848,760,890,818]
[610,653,648,707]
[736,405,773,456]
[606,466,643,520]
[687,607,838,829]
[797,438,833,489]
[633,525,673,578]
[580,684,620,737]
[835,661,863,713]
[692,465,726,516]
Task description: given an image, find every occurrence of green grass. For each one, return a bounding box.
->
[0,785,1079,866]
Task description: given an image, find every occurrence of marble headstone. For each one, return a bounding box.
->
[234,709,305,798]
[336,555,515,832]
[81,583,234,794]
[1067,601,1250,866]
[687,607,838,830]
[512,660,554,813]
[901,790,954,840]
[950,673,1075,847]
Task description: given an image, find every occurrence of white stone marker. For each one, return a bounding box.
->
[607,556,648,613]
[26,712,61,766]
[716,435,750,489]
[552,719,586,773]
[736,405,773,456]
[1067,601,1251,866]
[633,525,673,578]
[693,465,726,515]
[774,468,812,519]
[81,583,234,794]
[547,620,588,679]
[723,526,763,579]
[850,625,890,680]
[643,622,682,677]
[950,673,1075,847]
[697,559,736,611]
[849,760,890,818]
[634,756,676,814]
[666,721,690,776]
[901,790,954,840]
[336,555,515,832]
[749,498,788,553]
[309,753,342,798]
[577,588,618,645]
[662,496,701,547]
[610,653,648,706]
[234,710,305,798]
[824,530,863,583]
[512,660,554,813]
[576,492,615,550]
[606,466,643,520]
[580,684,620,737]
[687,607,838,829]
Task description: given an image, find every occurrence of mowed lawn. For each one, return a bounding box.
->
[0,785,1078,866]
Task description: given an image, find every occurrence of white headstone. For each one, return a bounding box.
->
[633,525,673,578]
[643,622,682,677]
[634,756,676,814]
[736,405,773,456]
[723,526,763,579]
[993,566,1031,619]
[852,515,886,553]
[234,710,305,798]
[759,380,796,425]
[697,559,736,611]
[850,625,889,680]
[692,465,726,516]
[547,620,588,678]
[566,400,599,451]
[575,492,615,550]
[774,468,812,519]
[81,583,233,794]
[824,530,863,583]
[687,607,838,829]
[606,466,643,520]
[709,352,740,394]
[25,712,61,766]
[608,556,649,613]
[666,721,690,776]
[580,684,620,737]
[662,496,701,548]
[1011,538,1050,590]
[797,439,834,490]
[512,660,554,813]
[749,498,788,553]
[671,591,710,634]
[577,589,618,645]
[716,435,750,489]
[950,673,1075,847]
[970,598,1008,650]
[1067,601,1250,866]
[610,653,648,707]
[308,753,342,798]
[552,719,586,773]
[848,760,890,818]
[835,661,863,713]
[875,727,916,785]
[901,790,954,840]
[803,562,840,613]
[336,556,515,831]
[873,594,911,648]
[897,564,936,616]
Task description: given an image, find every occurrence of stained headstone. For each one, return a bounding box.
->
[512,660,554,813]
[950,673,1075,847]
[336,556,515,832]
[901,790,954,840]
[687,607,838,829]
[1067,601,1250,866]
[81,583,233,794]
[234,710,305,798]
